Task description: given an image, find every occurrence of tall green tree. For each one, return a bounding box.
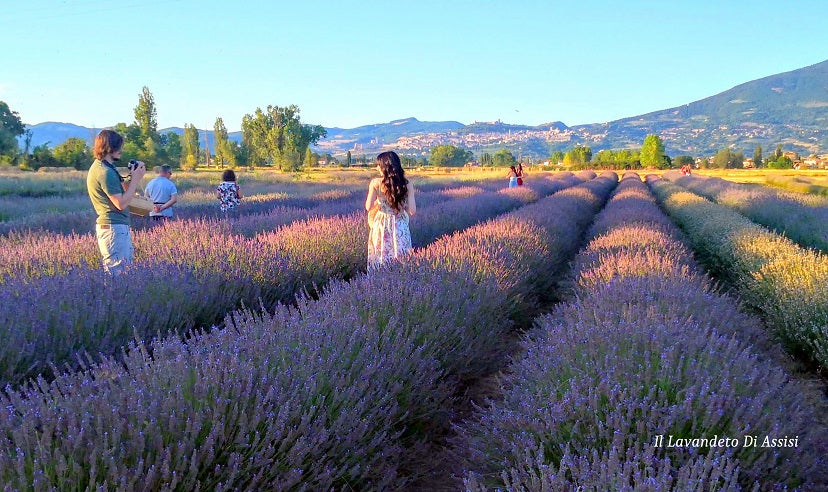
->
[285,118,326,161]
[53,138,90,169]
[134,86,159,143]
[138,137,159,165]
[753,145,763,168]
[0,101,25,158]
[549,150,565,164]
[160,132,182,168]
[480,152,493,166]
[303,147,317,168]
[30,144,57,169]
[767,155,793,169]
[20,129,33,168]
[276,148,301,172]
[114,122,142,144]
[594,149,614,164]
[674,155,694,167]
[713,148,729,169]
[241,104,326,170]
[213,117,236,169]
[345,150,352,167]
[640,134,667,169]
[492,148,517,167]
[234,142,251,168]
[429,144,473,167]
[563,145,592,167]
[241,108,273,167]
[399,154,417,168]
[182,124,200,170]
[713,148,744,169]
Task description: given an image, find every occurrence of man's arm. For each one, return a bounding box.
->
[158,193,177,212]
[108,164,146,210]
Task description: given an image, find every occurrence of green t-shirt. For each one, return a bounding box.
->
[87,159,130,225]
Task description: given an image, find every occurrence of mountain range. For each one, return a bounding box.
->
[20,59,828,158]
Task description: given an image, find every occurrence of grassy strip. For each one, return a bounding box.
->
[664,171,828,252]
[649,175,828,372]
[765,174,828,197]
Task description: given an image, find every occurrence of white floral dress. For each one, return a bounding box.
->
[217,181,241,212]
[368,191,412,270]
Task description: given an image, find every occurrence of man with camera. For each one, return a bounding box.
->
[86,129,146,275]
[145,164,178,221]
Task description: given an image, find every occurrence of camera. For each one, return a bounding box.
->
[127,159,141,172]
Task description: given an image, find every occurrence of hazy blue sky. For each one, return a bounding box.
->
[2,0,827,131]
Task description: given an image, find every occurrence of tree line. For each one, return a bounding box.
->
[0,88,326,172]
[426,136,805,171]
[0,96,809,172]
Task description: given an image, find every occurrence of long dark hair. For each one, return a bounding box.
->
[376,151,408,212]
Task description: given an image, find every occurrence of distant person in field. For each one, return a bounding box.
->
[366,150,416,270]
[145,165,178,221]
[517,163,525,186]
[681,164,692,176]
[507,165,519,188]
[86,129,146,275]
[217,169,243,213]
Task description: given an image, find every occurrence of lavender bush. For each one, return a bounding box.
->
[410,173,584,248]
[457,173,826,490]
[0,174,613,488]
[0,262,255,388]
[649,175,828,372]
[0,187,355,236]
[0,174,584,387]
[0,185,463,283]
[0,194,91,223]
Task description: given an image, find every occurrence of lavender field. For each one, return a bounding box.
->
[0,169,826,490]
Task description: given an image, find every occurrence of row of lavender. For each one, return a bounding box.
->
[0,184,478,282]
[0,174,584,389]
[663,171,828,252]
[649,176,828,373]
[0,173,618,489]
[0,176,508,236]
[0,188,354,237]
[458,174,826,490]
[0,175,513,281]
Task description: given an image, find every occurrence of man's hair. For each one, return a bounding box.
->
[159,165,172,174]
[93,130,123,160]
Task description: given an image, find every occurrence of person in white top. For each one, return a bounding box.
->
[144,165,178,221]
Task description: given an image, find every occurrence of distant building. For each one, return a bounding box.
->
[804,156,819,169]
